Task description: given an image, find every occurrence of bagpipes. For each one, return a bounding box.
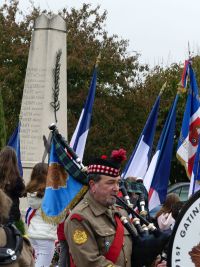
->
[49,124,169,266]
[48,123,88,185]
[116,186,170,267]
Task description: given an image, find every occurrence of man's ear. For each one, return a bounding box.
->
[89,179,95,187]
[89,179,96,193]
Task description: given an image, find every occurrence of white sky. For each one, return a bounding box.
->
[5,0,200,67]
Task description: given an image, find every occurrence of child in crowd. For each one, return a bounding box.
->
[25,162,57,267]
[155,193,180,231]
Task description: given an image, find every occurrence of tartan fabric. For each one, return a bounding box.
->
[125,180,143,194]
[125,180,148,202]
[53,135,88,185]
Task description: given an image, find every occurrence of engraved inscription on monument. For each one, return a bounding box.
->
[20,67,46,161]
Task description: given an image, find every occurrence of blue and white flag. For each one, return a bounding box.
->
[144,95,178,211]
[70,67,97,160]
[188,139,200,197]
[7,122,23,177]
[41,139,87,223]
[122,94,160,179]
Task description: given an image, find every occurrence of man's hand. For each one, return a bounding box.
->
[157,261,167,267]
[155,257,167,267]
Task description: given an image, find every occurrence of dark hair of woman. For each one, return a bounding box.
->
[25,162,48,198]
[0,146,20,190]
[155,193,180,218]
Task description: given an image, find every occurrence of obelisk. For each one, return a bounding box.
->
[20,14,67,187]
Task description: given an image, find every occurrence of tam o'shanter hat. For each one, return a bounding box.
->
[87,148,127,177]
[125,178,143,194]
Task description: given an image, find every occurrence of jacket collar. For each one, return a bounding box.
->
[84,191,110,216]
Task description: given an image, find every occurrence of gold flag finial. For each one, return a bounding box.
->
[159,82,167,95]
[95,52,101,68]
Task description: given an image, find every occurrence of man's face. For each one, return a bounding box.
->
[89,175,121,207]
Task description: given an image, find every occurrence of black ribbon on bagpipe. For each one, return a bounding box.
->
[116,188,170,267]
[49,123,88,185]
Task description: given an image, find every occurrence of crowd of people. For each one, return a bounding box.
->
[0,146,184,267]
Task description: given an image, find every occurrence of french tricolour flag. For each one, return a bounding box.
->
[144,95,178,211]
[122,94,160,179]
[70,67,97,160]
[177,62,200,178]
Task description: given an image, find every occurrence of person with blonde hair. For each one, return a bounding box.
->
[25,162,57,267]
[155,193,180,231]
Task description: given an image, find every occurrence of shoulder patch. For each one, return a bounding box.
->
[73,229,88,244]
[70,214,84,221]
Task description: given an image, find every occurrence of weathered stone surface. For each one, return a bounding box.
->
[20,14,67,212]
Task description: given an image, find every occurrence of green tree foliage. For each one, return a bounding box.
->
[0,0,37,137]
[64,4,149,151]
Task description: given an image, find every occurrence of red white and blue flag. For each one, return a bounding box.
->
[122,94,160,179]
[177,62,200,178]
[188,139,200,197]
[144,95,178,211]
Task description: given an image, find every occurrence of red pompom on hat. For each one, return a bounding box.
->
[111,148,127,163]
[87,148,127,177]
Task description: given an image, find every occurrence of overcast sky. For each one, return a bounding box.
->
[14,0,200,67]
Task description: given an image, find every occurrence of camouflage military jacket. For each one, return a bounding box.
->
[65,191,132,267]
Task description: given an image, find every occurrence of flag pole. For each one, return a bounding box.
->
[159,82,167,95]
[95,52,101,68]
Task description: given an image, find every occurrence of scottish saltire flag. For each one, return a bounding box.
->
[188,140,200,197]
[122,94,161,179]
[41,138,87,223]
[144,95,178,211]
[7,122,23,177]
[177,62,200,178]
[70,67,97,160]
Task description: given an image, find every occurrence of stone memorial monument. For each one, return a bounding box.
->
[20,14,67,211]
